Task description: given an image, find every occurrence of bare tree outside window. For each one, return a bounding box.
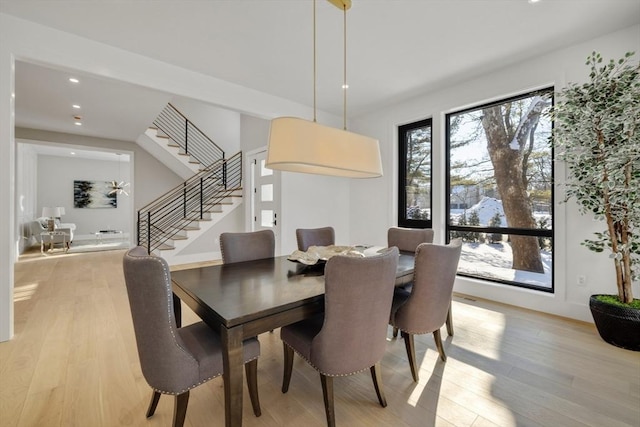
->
[446,89,554,291]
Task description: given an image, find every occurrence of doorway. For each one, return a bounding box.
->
[247,149,281,254]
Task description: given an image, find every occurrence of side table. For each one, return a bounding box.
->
[40,231,68,254]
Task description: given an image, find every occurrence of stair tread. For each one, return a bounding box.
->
[142,123,244,257]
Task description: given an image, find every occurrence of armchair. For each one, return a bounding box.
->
[29,217,75,249]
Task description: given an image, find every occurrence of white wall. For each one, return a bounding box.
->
[0,25,16,341]
[37,154,131,239]
[171,97,241,155]
[241,114,271,154]
[350,24,640,322]
[16,144,37,253]
[280,173,351,256]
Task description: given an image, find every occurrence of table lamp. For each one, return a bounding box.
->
[42,207,60,231]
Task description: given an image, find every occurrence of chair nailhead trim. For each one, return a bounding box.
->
[285,343,372,378]
[128,251,261,395]
[150,355,260,395]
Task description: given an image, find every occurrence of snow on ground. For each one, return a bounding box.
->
[451,196,551,227]
[458,242,552,288]
[450,197,553,288]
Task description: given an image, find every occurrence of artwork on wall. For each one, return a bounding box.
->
[74,180,117,208]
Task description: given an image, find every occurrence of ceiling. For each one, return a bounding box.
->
[3,0,639,150]
[26,144,130,163]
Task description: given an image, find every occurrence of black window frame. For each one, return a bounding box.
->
[398,118,433,229]
[445,88,555,293]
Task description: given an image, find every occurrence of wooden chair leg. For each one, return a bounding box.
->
[172,293,182,328]
[320,374,336,427]
[402,332,419,382]
[370,363,387,407]
[146,390,161,418]
[245,358,262,417]
[433,329,447,362]
[173,391,189,427]
[282,342,294,393]
[445,305,454,337]
[392,326,399,338]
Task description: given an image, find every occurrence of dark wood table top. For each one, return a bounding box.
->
[171,252,415,331]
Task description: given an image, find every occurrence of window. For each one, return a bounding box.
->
[398,118,432,228]
[446,88,554,291]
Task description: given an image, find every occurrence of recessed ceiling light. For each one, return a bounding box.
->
[72,104,81,109]
[342,84,349,89]
[70,152,76,155]
[74,122,82,126]
[528,0,541,3]
[69,77,80,83]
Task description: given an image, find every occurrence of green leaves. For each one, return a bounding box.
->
[552,51,639,298]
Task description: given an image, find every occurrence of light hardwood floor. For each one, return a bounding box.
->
[2,249,639,426]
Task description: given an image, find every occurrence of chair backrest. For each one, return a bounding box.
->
[393,240,462,334]
[220,229,275,264]
[122,246,200,392]
[387,227,434,253]
[296,226,335,251]
[310,247,399,376]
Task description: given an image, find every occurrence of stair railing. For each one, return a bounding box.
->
[137,151,242,254]
[153,103,225,167]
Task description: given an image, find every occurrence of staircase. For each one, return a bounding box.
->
[136,103,243,264]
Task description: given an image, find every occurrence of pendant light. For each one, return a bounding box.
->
[266,0,383,178]
[109,153,130,196]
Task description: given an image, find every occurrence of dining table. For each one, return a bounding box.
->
[170,249,415,427]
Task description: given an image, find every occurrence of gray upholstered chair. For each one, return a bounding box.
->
[387,227,455,338]
[280,247,399,427]
[389,240,462,382]
[387,226,433,253]
[220,229,275,264]
[122,246,262,427]
[296,226,335,251]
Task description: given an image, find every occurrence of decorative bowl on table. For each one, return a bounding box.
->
[288,245,365,265]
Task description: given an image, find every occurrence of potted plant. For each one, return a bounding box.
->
[553,51,639,351]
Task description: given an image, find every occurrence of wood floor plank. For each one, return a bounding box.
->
[2,248,638,427]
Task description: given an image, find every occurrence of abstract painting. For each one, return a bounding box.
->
[74,180,117,208]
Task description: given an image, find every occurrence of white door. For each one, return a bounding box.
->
[248,149,280,253]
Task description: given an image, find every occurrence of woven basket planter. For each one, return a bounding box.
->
[589,295,640,351]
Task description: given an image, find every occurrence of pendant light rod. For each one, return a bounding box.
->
[343,2,347,130]
[313,0,317,123]
[328,0,351,130]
